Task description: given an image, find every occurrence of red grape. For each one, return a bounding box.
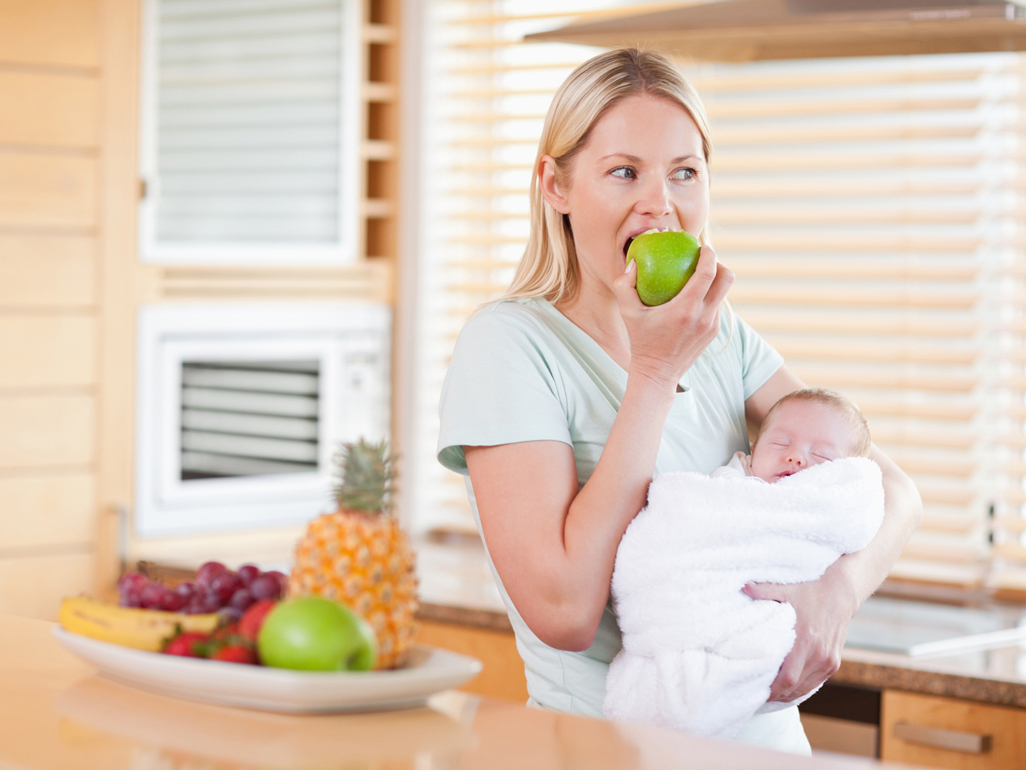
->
[188,590,221,614]
[140,582,168,609]
[266,571,289,598]
[248,574,280,601]
[218,606,244,623]
[237,564,260,586]
[229,587,254,611]
[209,571,243,604]
[174,581,196,600]
[195,561,227,587]
[160,590,186,611]
[117,572,149,605]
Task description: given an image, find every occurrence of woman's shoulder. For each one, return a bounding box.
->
[456,297,557,346]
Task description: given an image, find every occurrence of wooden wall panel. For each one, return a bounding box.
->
[0,71,99,148]
[0,473,95,549]
[0,395,94,469]
[0,235,96,309]
[0,0,100,70]
[0,552,94,621]
[0,316,95,388]
[0,155,97,229]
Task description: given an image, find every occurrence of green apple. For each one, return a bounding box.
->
[625,230,701,306]
[257,596,377,672]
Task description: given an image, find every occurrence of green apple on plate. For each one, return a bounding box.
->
[625,229,701,306]
[257,596,377,672]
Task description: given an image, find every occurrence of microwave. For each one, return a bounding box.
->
[135,302,390,537]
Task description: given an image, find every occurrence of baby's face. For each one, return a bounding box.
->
[750,400,856,483]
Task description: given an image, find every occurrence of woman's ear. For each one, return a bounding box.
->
[538,155,571,214]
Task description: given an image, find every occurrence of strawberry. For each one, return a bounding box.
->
[163,631,211,657]
[211,643,258,664]
[238,599,277,642]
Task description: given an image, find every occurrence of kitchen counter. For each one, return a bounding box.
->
[2,613,917,770]
[416,538,1026,710]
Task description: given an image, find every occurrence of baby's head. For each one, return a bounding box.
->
[750,388,871,483]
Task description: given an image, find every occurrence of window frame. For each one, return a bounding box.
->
[136,0,364,266]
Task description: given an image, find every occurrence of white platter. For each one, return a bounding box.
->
[53,626,482,714]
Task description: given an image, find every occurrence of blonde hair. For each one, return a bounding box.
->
[503,48,713,305]
[762,388,873,458]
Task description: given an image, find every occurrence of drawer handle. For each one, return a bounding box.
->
[893,721,992,754]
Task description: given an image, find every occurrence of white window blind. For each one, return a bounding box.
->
[412,1,1026,597]
[139,0,361,264]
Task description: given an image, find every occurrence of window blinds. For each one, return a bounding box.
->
[413,1,1026,595]
[140,0,360,262]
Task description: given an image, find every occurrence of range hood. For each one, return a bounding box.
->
[525,0,1026,62]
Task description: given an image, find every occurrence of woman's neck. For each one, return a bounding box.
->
[554,284,632,372]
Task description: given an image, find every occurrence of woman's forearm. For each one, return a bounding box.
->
[832,444,923,606]
[555,370,678,641]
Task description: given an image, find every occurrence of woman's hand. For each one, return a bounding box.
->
[612,244,733,389]
[743,562,859,703]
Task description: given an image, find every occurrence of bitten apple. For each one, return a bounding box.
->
[625,230,701,306]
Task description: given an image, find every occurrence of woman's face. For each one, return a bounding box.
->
[544,93,710,298]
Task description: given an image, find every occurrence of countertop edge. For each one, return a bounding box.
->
[416,602,513,633]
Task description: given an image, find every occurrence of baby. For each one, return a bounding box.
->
[715,387,872,483]
[605,387,884,741]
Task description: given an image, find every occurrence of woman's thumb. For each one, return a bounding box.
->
[743,582,784,603]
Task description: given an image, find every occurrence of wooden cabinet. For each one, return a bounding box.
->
[880,690,1026,770]
[415,620,529,703]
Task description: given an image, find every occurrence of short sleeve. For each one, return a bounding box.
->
[437,304,573,474]
[735,313,784,400]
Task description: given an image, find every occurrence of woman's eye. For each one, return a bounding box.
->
[671,167,696,181]
[610,167,636,179]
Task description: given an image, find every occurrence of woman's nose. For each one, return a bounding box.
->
[636,178,673,217]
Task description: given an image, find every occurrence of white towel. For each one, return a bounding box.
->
[603,457,884,739]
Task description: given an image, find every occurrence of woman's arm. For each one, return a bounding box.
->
[466,249,734,651]
[743,366,923,702]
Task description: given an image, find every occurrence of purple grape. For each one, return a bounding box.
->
[187,590,221,614]
[174,581,196,600]
[218,606,243,623]
[160,591,186,611]
[209,571,243,605]
[139,582,168,609]
[117,572,148,604]
[267,571,289,598]
[237,564,260,586]
[119,593,141,608]
[248,574,280,601]
[229,587,254,611]
[195,561,227,588]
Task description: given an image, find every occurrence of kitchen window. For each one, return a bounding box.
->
[408,0,1026,597]
[138,0,362,265]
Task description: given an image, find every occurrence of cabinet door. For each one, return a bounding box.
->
[880,690,1026,770]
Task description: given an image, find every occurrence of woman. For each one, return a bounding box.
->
[437,49,921,754]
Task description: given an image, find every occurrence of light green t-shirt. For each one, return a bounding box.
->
[437,298,805,750]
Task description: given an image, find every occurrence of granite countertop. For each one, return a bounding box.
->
[413,538,1026,709]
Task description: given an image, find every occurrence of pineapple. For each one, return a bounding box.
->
[291,439,418,669]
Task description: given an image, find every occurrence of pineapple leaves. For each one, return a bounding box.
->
[332,438,398,516]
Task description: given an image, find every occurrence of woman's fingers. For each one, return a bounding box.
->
[749,574,855,705]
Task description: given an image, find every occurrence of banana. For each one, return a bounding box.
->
[59,596,220,652]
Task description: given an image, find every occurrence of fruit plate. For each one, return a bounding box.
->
[53,627,483,714]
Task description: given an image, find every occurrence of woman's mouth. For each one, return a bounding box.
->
[623,227,678,258]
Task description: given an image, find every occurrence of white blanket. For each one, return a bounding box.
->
[603,457,885,739]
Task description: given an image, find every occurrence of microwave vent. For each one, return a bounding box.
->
[180,359,321,480]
